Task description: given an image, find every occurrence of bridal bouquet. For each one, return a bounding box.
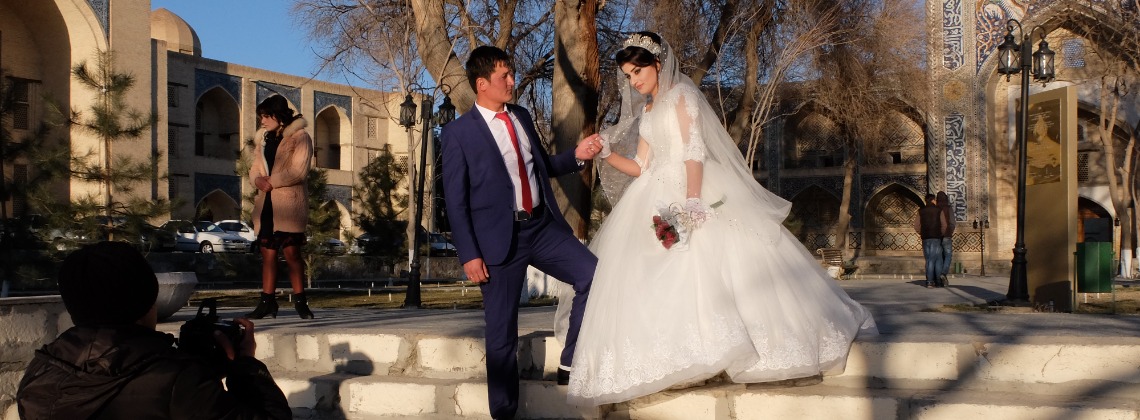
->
[650,197,725,250]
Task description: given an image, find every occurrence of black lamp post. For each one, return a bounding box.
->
[996,18,1055,304]
[398,88,455,308]
[974,218,990,276]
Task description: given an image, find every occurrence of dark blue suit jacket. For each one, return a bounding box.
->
[441,104,581,265]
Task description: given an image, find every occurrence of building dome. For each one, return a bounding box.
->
[150,8,201,56]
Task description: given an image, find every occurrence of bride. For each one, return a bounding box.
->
[562,32,878,406]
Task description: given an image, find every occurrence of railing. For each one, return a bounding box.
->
[796,230,985,253]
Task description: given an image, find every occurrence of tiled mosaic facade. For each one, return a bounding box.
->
[256,81,302,109]
[195,69,242,103]
[315,91,353,119]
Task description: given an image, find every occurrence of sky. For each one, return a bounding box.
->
[150,0,338,83]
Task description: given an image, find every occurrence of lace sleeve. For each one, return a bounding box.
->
[676,90,706,163]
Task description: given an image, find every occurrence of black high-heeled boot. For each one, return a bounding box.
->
[294,292,315,319]
[246,292,278,319]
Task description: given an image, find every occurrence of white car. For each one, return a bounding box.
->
[216,220,258,252]
[160,220,251,253]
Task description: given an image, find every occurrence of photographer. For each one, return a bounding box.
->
[16,241,291,419]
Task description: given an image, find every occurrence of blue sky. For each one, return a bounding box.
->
[151,0,337,83]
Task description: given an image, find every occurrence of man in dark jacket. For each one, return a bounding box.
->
[914,194,948,288]
[16,241,291,419]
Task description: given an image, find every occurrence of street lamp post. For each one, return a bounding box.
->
[996,18,1055,304]
[974,218,989,276]
[398,87,456,308]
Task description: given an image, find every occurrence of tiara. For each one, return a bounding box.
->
[622,34,663,57]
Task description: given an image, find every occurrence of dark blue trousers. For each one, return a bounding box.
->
[481,212,595,419]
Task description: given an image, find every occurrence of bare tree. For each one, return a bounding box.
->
[552,0,602,238]
[803,0,930,252]
[1064,0,1140,263]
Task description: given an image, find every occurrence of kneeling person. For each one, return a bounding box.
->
[17,241,292,419]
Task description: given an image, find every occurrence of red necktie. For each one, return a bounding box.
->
[495,112,533,213]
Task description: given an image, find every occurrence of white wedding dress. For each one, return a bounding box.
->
[564,41,876,406]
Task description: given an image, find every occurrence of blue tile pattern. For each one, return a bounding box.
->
[315,91,352,119]
[256,82,302,110]
[975,0,1025,74]
[325,184,353,213]
[781,177,844,202]
[195,69,242,103]
[86,0,109,38]
[193,173,241,208]
[943,0,965,70]
[944,113,968,221]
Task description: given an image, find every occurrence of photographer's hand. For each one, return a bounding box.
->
[233,317,257,358]
[214,318,257,360]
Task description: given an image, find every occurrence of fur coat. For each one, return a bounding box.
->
[250,117,312,235]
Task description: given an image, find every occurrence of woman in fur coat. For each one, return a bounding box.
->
[247,95,315,319]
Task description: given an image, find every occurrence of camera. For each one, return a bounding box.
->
[178,298,245,376]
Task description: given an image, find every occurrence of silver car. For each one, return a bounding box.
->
[160,220,250,253]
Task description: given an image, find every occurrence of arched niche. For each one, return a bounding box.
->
[862,183,925,253]
[195,189,239,221]
[787,185,840,249]
[314,105,352,170]
[195,86,241,160]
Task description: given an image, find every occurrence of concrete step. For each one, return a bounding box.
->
[251,330,1140,391]
[273,372,1140,419]
[252,332,1140,418]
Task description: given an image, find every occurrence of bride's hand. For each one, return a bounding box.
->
[596,135,611,159]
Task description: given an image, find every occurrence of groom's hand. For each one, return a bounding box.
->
[575,135,602,161]
[464,258,490,284]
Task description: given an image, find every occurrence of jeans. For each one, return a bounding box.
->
[922,238,944,286]
[940,237,953,276]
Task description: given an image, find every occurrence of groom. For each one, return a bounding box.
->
[440,45,599,419]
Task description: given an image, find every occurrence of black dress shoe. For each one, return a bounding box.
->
[557,368,570,385]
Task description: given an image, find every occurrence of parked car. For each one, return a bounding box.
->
[36,215,175,252]
[160,220,250,253]
[216,220,258,252]
[321,237,347,255]
[428,233,457,257]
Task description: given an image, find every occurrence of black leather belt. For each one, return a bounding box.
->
[514,203,545,222]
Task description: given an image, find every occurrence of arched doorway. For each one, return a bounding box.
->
[314,106,350,170]
[1077,197,1113,243]
[196,189,239,221]
[862,184,924,255]
[787,186,840,249]
[195,87,240,160]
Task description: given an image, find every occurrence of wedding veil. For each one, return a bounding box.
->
[597,35,791,222]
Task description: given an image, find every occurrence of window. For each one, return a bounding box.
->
[195,133,205,156]
[1078,152,1089,183]
[329,144,341,170]
[168,84,180,108]
[13,164,27,216]
[11,78,29,130]
[367,117,377,138]
[168,126,179,158]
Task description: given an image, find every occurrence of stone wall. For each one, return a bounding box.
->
[0,296,70,420]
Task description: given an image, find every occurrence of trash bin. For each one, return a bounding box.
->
[1076,242,1113,293]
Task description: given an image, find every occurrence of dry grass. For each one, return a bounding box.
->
[190,285,557,311]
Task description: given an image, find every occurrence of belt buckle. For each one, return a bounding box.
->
[514,210,531,222]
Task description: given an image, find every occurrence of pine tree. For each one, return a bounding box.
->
[351,146,407,256]
[35,50,170,246]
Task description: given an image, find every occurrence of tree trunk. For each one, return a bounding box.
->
[408,0,475,111]
[689,0,741,85]
[726,19,762,144]
[832,154,857,255]
[552,0,600,239]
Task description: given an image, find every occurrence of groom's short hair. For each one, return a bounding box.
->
[466,46,514,90]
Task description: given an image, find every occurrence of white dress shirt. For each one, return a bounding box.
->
[475,103,541,212]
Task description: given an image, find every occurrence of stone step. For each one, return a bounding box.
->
[251,331,1140,394]
[271,372,1140,419]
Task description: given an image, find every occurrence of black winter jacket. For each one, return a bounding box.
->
[16,325,291,420]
